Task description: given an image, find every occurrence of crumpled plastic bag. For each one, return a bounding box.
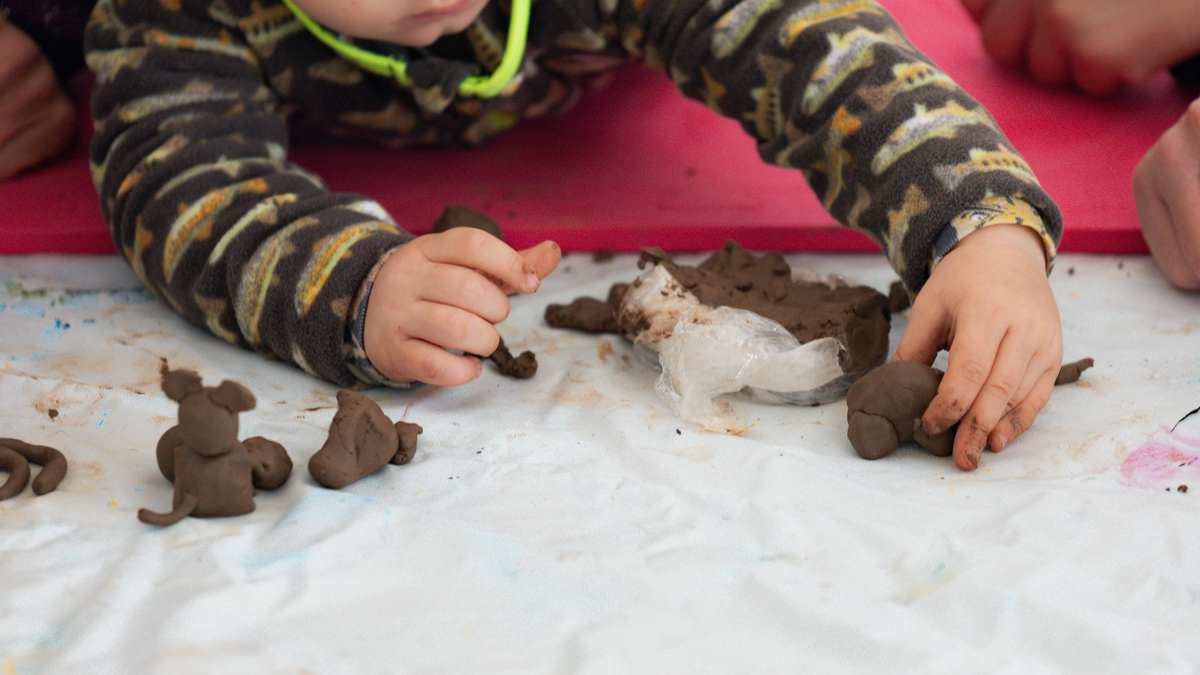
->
[618,264,853,433]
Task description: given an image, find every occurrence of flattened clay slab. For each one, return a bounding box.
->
[626,243,890,375]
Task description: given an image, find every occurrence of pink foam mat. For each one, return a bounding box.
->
[1,0,1192,254]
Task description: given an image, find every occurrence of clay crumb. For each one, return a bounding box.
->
[1179,485,1189,494]
[592,248,616,263]
[158,357,170,376]
[47,408,59,420]
[1055,358,1094,386]
[675,429,682,435]
[1067,267,1076,276]
[1117,261,1125,270]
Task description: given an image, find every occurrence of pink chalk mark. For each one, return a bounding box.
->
[1120,434,1200,490]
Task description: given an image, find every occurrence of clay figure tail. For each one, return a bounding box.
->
[0,446,32,501]
[138,492,199,527]
[0,438,67,496]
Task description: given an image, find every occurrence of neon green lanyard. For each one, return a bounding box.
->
[280,0,530,98]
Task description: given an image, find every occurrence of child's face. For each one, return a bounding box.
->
[294,0,489,47]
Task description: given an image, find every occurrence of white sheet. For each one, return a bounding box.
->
[1,253,1198,674]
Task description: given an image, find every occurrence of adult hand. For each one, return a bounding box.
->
[1134,99,1200,290]
[0,19,76,179]
[960,0,1200,95]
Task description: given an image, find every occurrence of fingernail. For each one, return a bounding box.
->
[993,434,1009,452]
[969,445,984,467]
[922,419,942,436]
[525,272,539,292]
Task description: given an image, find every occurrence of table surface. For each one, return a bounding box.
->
[1,253,1198,674]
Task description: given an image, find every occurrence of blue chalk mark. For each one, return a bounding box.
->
[96,410,109,429]
[242,548,310,571]
[42,319,68,350]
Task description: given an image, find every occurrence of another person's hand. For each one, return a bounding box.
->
[0,19,76,179]
[960,0,1200,95]
[363,229,561,386]
[1134,99,1200,290]
[893,225,1063,471]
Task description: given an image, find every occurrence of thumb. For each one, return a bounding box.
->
[521,240,561,282]
[891,295,947,365]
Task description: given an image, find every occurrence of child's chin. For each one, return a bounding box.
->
[395,12,479,46]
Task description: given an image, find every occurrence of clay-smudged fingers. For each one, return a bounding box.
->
[0,438,67,496]
[0,446,31,501]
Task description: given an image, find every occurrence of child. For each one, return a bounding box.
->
[85,0,1064,471]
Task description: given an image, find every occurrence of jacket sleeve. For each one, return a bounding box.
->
[612,0,1062,290]
[85,0,410,385]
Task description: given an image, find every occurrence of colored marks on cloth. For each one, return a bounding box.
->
[1120,429,1200,492]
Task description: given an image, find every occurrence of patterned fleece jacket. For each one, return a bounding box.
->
[85,0,1063,387]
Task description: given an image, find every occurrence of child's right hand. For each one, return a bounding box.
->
[363,230,560,386]
[893,224,1063,471]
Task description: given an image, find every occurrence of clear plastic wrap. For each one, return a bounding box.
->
[618,264,851,433]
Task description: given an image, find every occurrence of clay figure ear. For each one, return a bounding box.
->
[162,369,204,402]
[210,380,256,412]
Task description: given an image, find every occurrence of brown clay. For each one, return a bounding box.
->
[544,283,627,334]
[846,362,951,460]
[1055,358,1094,385]
[488,338,537,379]
[631,244,890,374]
[309,389,422,489]
[0,438,68,501]
[432,205,503,240]
[847,357,1097,460]
[138,369,292,527]
[887,281,911,314]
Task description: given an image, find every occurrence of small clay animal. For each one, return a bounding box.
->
[0,438,68,501]
[846,362,952,460]
[847,357,1097,460]
[488,338,538,379]
[138,369,292,527]
[432,205,503,240]
[308,389,422,489]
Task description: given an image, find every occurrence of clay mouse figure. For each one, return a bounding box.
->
[138,369,292,526]
[308,389,422,489]
[0,438,68,502]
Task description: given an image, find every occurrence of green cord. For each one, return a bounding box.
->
[280,0,530,98]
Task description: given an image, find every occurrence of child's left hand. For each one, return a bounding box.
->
[893,224,1063,471]
[1134,99,1200,290]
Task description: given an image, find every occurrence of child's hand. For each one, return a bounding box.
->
[893,225,1062,471]
[960,0,1200,95]
[1134,100,1200,290]
[363,230,560,386]
[0,20,76,180]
